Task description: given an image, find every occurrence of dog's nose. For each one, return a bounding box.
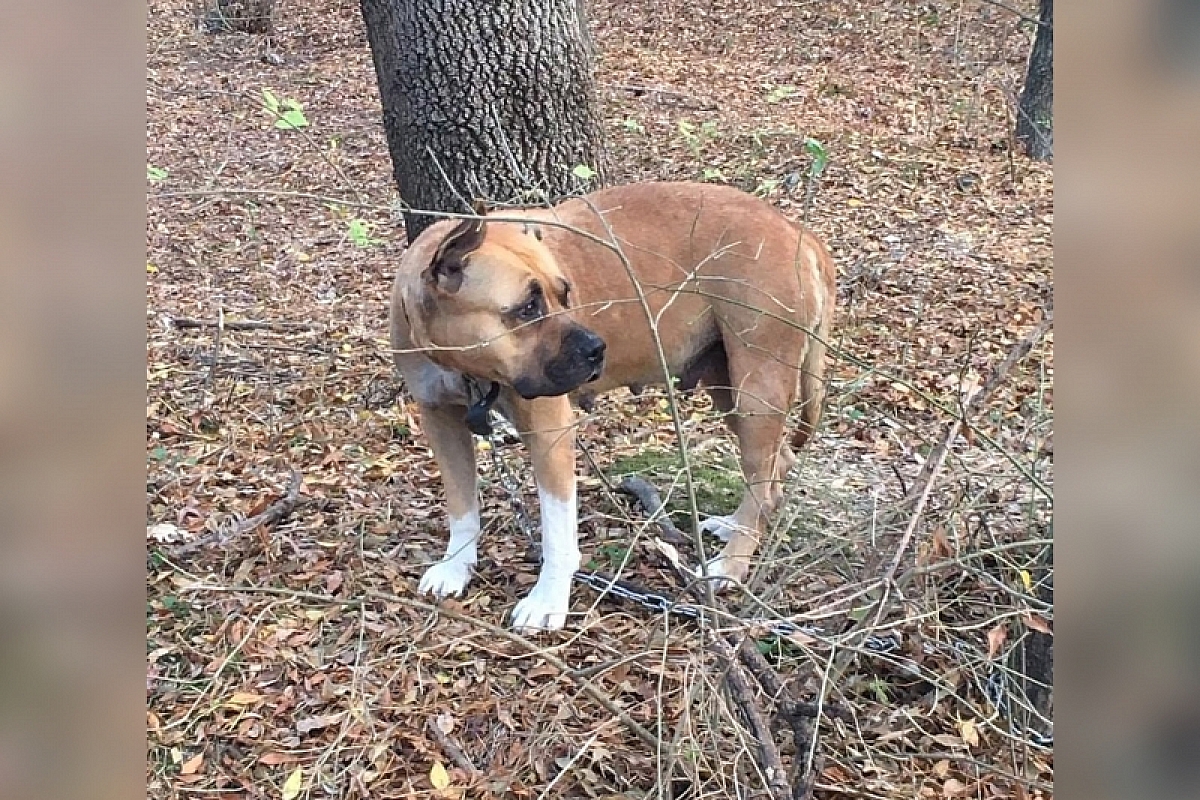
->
[583,333,606,364]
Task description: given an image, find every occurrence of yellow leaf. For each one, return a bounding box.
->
[847,198,863,207]
[429,760,450,791]
[1019,570,1033,591]
[281,766,303,800]
[147,262,158,273]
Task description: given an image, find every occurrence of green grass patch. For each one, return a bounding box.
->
[611,446,743,524]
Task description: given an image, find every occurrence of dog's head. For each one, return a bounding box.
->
[405,206,606,399]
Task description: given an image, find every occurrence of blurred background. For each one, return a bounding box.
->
[0,0,1198,797]
[1056,2,1200,798]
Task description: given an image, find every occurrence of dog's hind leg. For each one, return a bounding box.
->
[701,407,791,585]
[416,403,482,599]
[698,321,802,585]
[505,394,581,633]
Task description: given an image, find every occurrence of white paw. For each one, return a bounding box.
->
[702,555,749,591]
[510,583,571,633]
[418,559,474,599]
[699,514,742,543]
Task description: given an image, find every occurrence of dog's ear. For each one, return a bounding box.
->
[427,210,488,293]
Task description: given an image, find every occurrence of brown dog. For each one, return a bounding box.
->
[390,182,836,632]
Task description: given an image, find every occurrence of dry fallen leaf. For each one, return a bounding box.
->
[180,752,204,775]
[986,623,1007,660]
[959,719,980,748]
[942,777,968,797]
[1024,612,1053,635]
[931,525,953,559]
[225,691,262,706]
[259,752,302,766]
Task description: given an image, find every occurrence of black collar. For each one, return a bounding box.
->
[463,377,501,436]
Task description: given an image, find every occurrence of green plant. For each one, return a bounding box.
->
[803,138,828,179]
[347,218,382,248]
[262,88,309,130]
[621,117,645,133]
[598,543,631,568]
[677,119,719,156]
[701,167,726,182]
[147,165,168,183]
[571,163,598,181]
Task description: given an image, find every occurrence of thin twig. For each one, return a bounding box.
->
[881,310,1053,583]
[976,0,1049,28]
[907,309,1054,498]
[172,316,318,332]
[204,306,225,391]
[152,187,389,211]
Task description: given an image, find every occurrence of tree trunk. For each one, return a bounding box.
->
[1016,0,1052,161]
[359,0,607,242]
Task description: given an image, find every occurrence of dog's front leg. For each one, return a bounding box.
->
[417,403,481,599]
[507,395,580,633]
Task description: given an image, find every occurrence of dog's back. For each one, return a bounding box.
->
[517,182,835,431]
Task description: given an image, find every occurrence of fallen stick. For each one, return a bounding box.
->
[619,474,801,799]
[739,640,837,800]
[426,717,481,779]
[616,476,688,544]
[171,468,303,556]
[711,635,793,800]
[233,468,303,536]
[172,316,317,332]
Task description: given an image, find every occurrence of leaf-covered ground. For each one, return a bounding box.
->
[147,1,1053,798]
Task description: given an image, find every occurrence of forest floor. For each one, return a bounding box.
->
[146,0,1053,798]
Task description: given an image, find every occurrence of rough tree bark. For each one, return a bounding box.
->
[1016,0,1052,161]
[359,0,607,242]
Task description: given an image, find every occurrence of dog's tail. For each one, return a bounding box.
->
[791,315,831,450]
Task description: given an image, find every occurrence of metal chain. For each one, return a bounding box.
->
[479,411,1051,748]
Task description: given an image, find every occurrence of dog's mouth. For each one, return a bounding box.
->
[512,326,606,399]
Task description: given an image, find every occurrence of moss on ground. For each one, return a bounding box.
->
[610,446,743,523]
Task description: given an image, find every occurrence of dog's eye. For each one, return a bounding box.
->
[515,295,541,322]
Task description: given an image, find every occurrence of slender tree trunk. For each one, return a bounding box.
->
[1016,0,1052,161]
[359,0,607,242]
